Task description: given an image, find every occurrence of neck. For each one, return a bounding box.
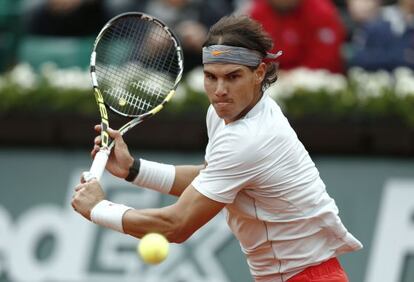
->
[232,91,263,123]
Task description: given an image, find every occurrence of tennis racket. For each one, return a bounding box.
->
[84,12,184,181]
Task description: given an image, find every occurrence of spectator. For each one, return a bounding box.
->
[347,0,414,71]
[24,0,108,37]
[341,0,381,45]
[342,0,381,61]
[249,0,346,73]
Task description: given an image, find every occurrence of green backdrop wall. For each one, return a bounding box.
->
[0,149,413,282]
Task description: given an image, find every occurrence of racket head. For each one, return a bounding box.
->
[90,12,184,118]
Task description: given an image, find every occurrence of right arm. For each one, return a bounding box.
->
[170,164,205,197]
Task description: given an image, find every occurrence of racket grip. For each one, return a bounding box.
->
[87,149,109,181]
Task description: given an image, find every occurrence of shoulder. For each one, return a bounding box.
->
[206,119,276,173]
[204,105,257,166]
[209,99,285,163]
[206,105,221,135]
[206,105,215,125]
[209,123,255,159]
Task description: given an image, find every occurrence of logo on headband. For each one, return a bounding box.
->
[211,50,231,56]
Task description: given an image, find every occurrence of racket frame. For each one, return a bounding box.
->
[86,12,184,181]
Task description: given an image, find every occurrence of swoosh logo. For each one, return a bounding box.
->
[211,50,231,56]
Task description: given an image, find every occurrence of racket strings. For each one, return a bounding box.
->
[100,19,150,111]
[94,15,181,117]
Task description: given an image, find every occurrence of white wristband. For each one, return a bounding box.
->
[132,159,175,194]
[90,200,132,233]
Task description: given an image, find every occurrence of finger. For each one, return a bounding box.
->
[71,196,80,212]
[94,135,101,145]
[74,184,84,192]
[94,124,102,132]
[107,127,120,138]
[90,145,100,158]
[71,200,77,211]
[107,128,124,144]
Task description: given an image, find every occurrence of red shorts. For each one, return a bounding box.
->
[287,258,349,282]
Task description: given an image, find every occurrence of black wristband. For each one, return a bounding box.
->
[125,159,141,182]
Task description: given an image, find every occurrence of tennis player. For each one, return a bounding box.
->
[72,15,362,282]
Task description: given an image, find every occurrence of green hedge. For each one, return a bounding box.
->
[1,63,413,127]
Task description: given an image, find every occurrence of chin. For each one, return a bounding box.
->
[214,109,231,120]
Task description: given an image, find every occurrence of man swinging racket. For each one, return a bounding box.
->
[72,14,362,282]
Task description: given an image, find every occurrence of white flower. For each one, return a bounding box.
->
[9,63,37,90]
[348,67,393,99]
[327,74,347,93]
[172,84,188,104]
[394,67,414,97]
[291,68,346,93]
[40,62,58,78]
[266,83,283,100]
[186,67,204,94]
[266,68,347,100]
[46,66,90,90]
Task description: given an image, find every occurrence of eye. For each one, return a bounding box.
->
[205,73,216,80]
[228,74,240,81]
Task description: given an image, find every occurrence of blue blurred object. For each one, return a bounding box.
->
[348,3,414,71]
[17,36,94,70]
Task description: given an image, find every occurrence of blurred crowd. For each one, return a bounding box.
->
[1,0,413,74]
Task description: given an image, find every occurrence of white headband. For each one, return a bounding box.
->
[202,45,282,66]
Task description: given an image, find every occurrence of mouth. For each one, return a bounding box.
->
[213,101,232,111]
[213,100,232,105]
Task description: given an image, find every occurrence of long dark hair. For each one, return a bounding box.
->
[203,15,278,91]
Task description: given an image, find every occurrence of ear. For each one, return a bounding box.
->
[254,62,266,84]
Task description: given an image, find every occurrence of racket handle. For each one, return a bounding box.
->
[87,149,110,181]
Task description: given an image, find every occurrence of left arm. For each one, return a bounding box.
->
[89,126,204,197]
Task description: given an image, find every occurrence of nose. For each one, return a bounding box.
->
[214,79,228,96]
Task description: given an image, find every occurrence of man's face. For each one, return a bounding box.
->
[347,0,380,23]
[203,63,265,124]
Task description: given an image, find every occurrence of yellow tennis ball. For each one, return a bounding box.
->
[118,97,126,106]
[138,233,169,264]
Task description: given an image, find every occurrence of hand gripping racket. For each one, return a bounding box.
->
[85,12,184,181]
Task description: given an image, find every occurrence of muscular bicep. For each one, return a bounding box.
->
[170,164,205,197]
